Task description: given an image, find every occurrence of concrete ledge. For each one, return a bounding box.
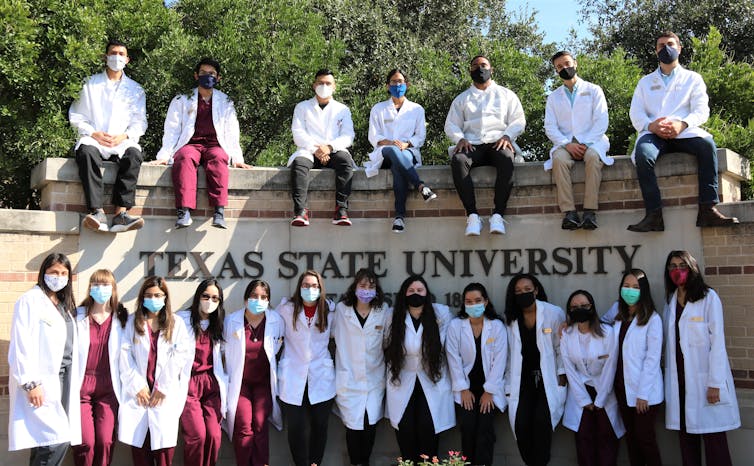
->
[0,209,79,234]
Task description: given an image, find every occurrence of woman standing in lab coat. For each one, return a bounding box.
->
[384,274,454,462]
[225,279,284,466]
[662,250,739,466]
[276,270,336,466]
[119,276,192,466]
[333,268,391,466]
[613,269,663,466]
[560,289,624,466]
[8,252,81,466]
[503,273,566,466]
[445,282,507,466]
[73,269,128,466]
[176,279,228,466]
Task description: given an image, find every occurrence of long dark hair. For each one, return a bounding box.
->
[80,268,128,328]
[385,275,444,384]
[664,250,709,303]
[292,270,329,332]
[134,276,175,342]
[504,273,548,325]
[244,279,271,304]
[565,289,604,337]
[37,252,75,316]
[458,282,499,320]
[188,278,224,342]
[340,268,385,309]
[616,268,656,326]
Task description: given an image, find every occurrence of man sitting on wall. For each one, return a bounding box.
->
[69,39,146,233]
[627,31,738,232]
[153,58,252,230]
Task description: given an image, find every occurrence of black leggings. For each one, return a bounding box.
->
[282,386,334,466]
[395,380,439,463]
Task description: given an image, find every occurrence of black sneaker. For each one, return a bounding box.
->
[175,208,192,229]
[212,207,227,229]
[110,211,144,233]
[332,206,352,226]
[561,211,581,230]
[581,211,598,230]
[421,185,437,202]
[83,209,109,232]
[392,217,405,233]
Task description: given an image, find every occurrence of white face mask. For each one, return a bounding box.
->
[107,54,127,72]
[315,84,334,99]
[44,274,68,292]
[200,299,219,314]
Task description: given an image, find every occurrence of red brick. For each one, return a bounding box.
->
[744,266,754,274]
[718,266,743,275]
[705,266,718,275]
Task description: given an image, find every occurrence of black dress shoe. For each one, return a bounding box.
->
[561,211,581,230]
[696,204,739,227]
[582,210,598,230]
[627,209,664,232]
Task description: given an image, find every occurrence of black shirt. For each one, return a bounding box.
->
[468,334,485,396]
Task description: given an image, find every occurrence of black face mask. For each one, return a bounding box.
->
[514,291,536,309]
[406,293,426,308]
[558,66,577,80]
[569,306,592,323]
[470,67,491,84]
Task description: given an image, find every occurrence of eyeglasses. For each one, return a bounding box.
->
[143,293,165,299]
[301,283,320,289]
[667,263,689,271]
[201,293,221,302]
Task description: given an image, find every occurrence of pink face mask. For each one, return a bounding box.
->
[669,268,689,286]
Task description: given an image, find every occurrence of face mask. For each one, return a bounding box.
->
[247,298,268,315]
[470,67,491,84]
[669,268,689,286]
[356,288,377,304]
[558,66,576,80]
[405,293,426,308]
[199,319,210,331]
[514,291,536,309]
[107,54,127,72]
[388,83,407,99]
[466,303,486,318]
[315,84,334,99]
[658,44,680,64]
[620,287,641,306]
[200,299,219,314]
[300,287,321,303]
[143,297,165,313]
[89,285,112,304]
[44,274,68,292]
[197,74,217,89]
[569,306,592,323]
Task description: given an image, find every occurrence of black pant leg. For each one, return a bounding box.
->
[290,156,314,214]
[326,150,354,208]
[413,382,439,460]
[515,382,551,466]
[457,403,479,464]
[308,397,334,466]
[346,413,377,465]
[283,398,309,466]
[75,144,104,211]
[475,403,497,465]
[30,443,70,466]
[488,147,515,215]
[450,150,478,215]
[112,147,143,208]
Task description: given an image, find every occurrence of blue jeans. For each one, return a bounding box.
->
[381,146,422,217]
[634,134,719,211]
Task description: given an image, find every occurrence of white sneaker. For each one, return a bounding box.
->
[489,213,506,234]
[465,213,482,236]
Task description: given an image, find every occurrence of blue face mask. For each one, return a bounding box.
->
[658,44,680,64]
[90,285,112,304]
[466,303,486,318]
[389,83,407,98]
[247,298,269,315]
[197,74,217,89]
[143,297,165,313]
[300,287,320,303]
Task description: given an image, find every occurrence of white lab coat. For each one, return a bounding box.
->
[629,66,711,160]
[176,310,229,417]
[504,300,566,437]
[8,286,82,450]
[364,99,426,177]
[663,289,740,433]
[155,88,244,165]
[287,97,355,166]
[560,324,625,437]
[445,316,508,411]
[543,78,612,170]
[69,71,147,158]
[385,303,455,434]
[332,301,392,429]
[118,313,192,450]
[276,298,336,405]
[444,80,525,152]
[224,307,285,434]
[75,307,124,404]
[613,312,664,407]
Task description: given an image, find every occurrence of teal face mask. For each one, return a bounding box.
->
[466,303,486,318]
[300,287,320,303]
[620,287,641,306]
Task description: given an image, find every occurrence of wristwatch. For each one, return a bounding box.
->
[22,381,41,392]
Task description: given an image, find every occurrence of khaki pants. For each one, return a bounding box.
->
[552,147,603,212]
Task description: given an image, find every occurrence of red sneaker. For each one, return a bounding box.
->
[332,207,352,226]
[290,209,310,227]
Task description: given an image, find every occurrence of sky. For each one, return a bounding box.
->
[506,0,587,45]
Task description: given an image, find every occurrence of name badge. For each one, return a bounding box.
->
[650,85,662,91]
[486,337,495,344]
[579,91,589,96]
[543,328,552,334]
[598,354,609,360]
[234,329,244,339]
[375,325,383,330]
[690,316,704,322]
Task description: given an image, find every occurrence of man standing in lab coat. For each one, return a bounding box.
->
[627,31,738,232]
[288,69,355,227]
[445,55,526,237]
[545,51,612,230]
[69,40,147,233]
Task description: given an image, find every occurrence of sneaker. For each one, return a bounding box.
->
[290,209,310,227]
[465,213,482,236]
[332,206,352,226]
[212,207,227,229]
[175,208,192,229]
[420,185,437,202]
[83,209,109,232]
[392,217,405,233]
[561,211,582,230]
[110,211,144,233]
[489,213,506,234]
[581,211,598,230]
